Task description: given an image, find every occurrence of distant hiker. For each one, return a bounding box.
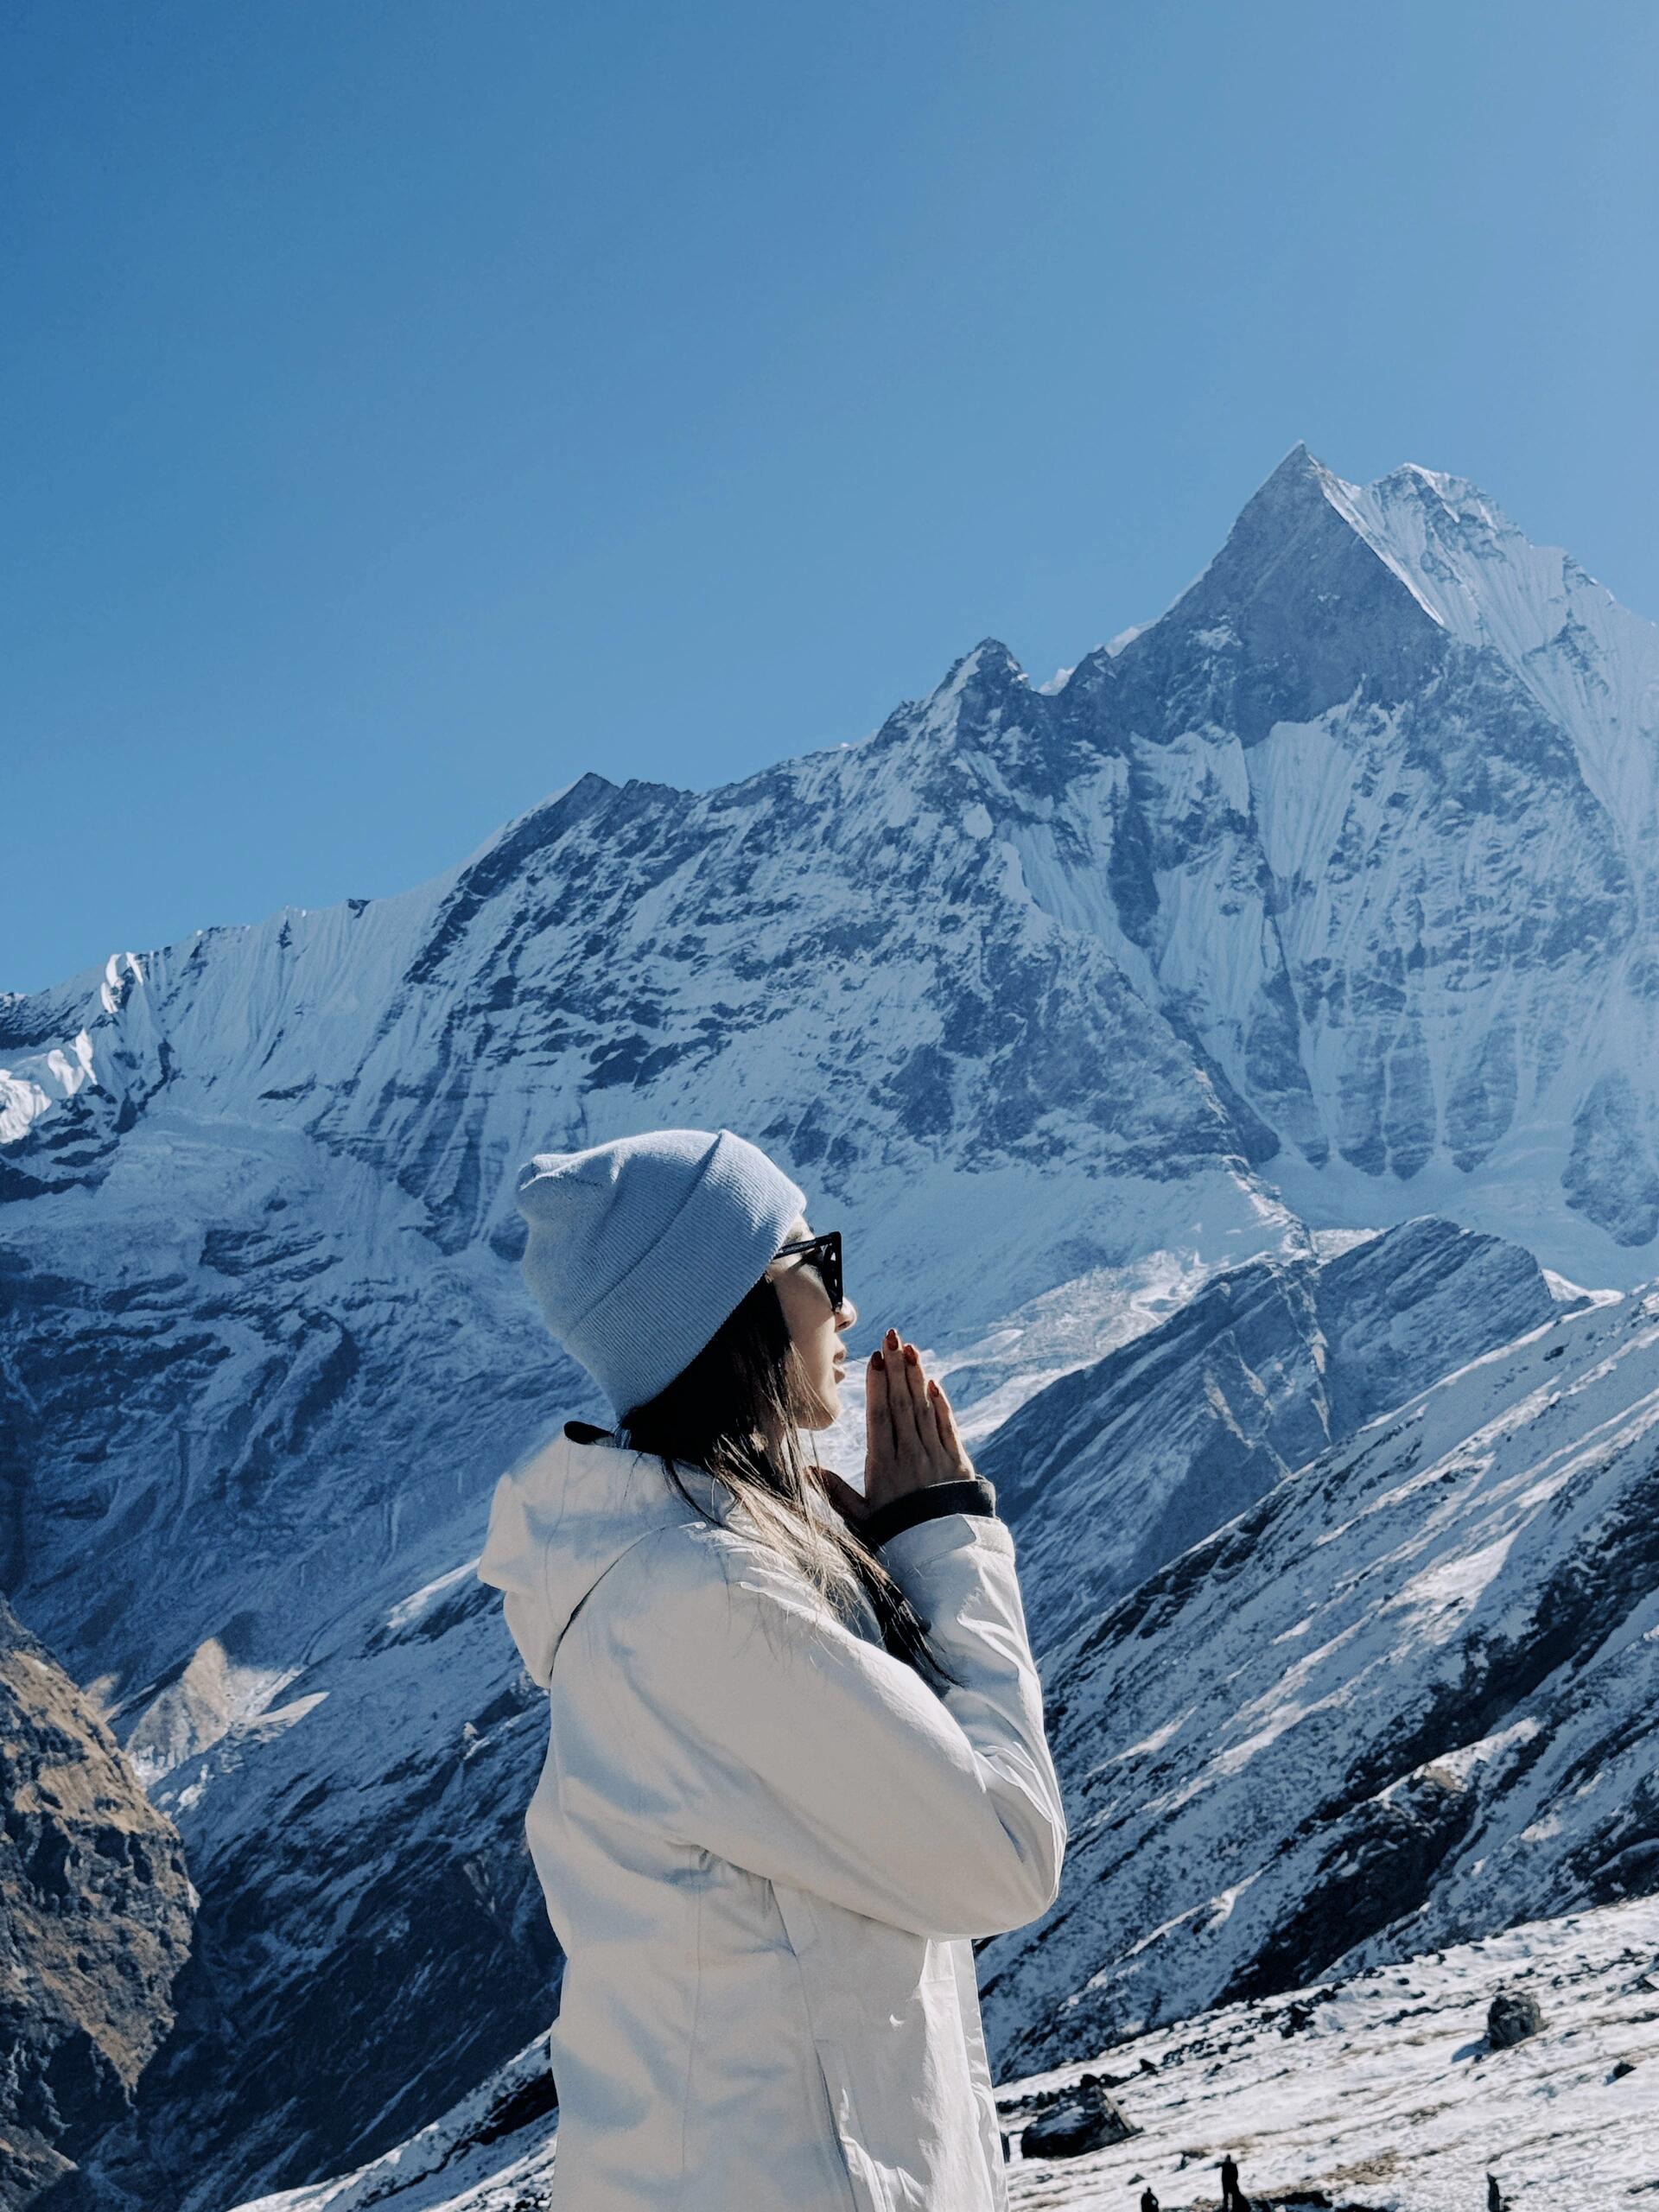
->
[1220,2150,1249,2209]
[478,1128,1067,2211]
[1141,2188,1160,2212]
[1486,2176,1510,2212]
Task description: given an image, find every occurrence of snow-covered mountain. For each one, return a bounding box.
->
[10,442,1659,1685]
[978,1273,1659,2079]
[6,442,1659,2206]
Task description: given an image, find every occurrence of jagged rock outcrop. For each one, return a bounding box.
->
[0,1596,194,2209]
[1019,2075,1141,2158]
[1486,1987,1546,2048]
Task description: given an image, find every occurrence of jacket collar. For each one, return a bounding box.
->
[476,1421,733,1688]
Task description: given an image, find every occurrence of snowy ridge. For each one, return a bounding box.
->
[976,1214,1591,1652]
[1343,462,1659,855]
[978,1278,1659,2077]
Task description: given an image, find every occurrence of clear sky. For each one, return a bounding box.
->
[4,0,1656,996]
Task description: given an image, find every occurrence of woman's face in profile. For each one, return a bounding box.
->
[766,1214,856,1430]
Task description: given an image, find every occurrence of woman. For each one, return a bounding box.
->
[478,1125,1066,2211]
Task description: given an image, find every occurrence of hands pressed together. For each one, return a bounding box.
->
[814,1326,976,1535]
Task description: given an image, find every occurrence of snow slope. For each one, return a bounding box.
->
[225,1898,1659,2212]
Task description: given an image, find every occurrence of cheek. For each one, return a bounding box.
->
[791,1300,835,1364]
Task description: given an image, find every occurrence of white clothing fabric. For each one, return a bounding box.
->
[476,1426,1066,2209]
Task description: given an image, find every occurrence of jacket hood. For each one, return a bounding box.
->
[476,1421,734,1688]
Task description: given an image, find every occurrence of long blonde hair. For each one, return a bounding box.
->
[616,1276,964,1689]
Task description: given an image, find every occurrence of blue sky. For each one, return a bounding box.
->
[4,0,1656,995]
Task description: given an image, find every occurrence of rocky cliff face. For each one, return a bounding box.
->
[4,443,1659,2205]
[0,1596,194,2209]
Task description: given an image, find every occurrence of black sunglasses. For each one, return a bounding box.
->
[772,1229,843,1313]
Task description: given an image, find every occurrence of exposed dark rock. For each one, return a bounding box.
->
[1485,1987,1546,2048]
[1276,1987,1341,2037]
[1227,1765,1476,2005]
[452,2063,558,2152]
[0,1597,194,2210]
[1020,2074,1141,2158]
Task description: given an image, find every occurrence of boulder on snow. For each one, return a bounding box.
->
[1020,2075,1140,2158]
[1485,1987,1546,2048]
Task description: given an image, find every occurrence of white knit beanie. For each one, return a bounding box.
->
[514,1126,808,1419]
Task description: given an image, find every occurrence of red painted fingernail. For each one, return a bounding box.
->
[870,1349,884,1369]
[904,1344,919,1364]
[928,1379,939,1395]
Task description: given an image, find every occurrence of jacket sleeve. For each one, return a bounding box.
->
[860,1471,998,1549]
[580,1509,1067,1941]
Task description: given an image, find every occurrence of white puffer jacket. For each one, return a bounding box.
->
[476,1422,1067,2211]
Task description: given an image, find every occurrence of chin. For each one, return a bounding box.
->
[810,1378,842,1429]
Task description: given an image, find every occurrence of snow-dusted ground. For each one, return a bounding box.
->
[227,1897,1659,2212]
[998,1898,1659,2210]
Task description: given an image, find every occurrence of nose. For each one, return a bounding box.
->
[836,1296,857,1330]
